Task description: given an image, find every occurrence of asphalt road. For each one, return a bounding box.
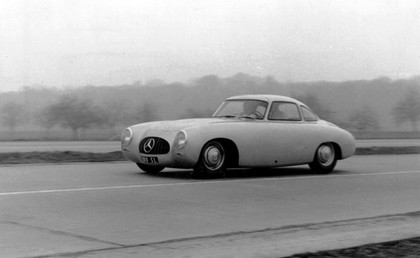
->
[1,155,419,257]
[0,139,420,153]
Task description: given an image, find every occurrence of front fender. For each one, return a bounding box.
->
[179,123,243,166]
[174,128,207,167]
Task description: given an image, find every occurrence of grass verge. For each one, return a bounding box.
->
[355,146,420,155]
[284,237,420,257]
[0,151,125,164]
[0,147,419,165]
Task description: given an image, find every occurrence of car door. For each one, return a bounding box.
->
[235,101,319,167]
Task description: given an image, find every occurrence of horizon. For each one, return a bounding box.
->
[1,72,419,94]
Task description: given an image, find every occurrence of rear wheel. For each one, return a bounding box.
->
[309,143,337,174]
[192,141,226,178]
[136,163,165,174]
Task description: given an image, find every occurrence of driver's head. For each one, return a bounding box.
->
[243,101,258,115]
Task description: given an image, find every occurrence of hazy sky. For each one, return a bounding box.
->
[0,0,419,92]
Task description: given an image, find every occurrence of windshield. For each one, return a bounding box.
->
[213,100,268,120]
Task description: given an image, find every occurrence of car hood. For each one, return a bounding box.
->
[139,118,229,132]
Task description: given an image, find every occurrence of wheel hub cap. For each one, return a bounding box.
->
[205,147,221,166]
[318,145,334,166]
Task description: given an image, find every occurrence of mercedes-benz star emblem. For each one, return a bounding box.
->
[143,138,155,153]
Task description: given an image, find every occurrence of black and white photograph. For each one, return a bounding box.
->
[0,0,419,257]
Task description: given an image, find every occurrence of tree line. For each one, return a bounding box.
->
[0,73,419,139]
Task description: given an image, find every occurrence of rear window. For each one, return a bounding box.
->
[301,106,318,121]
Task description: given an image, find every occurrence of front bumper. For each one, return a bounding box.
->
[122,131,198,169]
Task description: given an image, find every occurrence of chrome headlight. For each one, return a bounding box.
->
[121,128,133,147]
[174,130,188,150]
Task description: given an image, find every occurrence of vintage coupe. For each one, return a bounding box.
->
[121,95,355,177]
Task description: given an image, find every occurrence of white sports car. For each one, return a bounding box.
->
[121,94,355,178]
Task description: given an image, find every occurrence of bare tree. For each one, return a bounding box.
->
[179,108,213,119]
[293,93,335,121]
[127,102,159,124]
[349,105,380,131]
[0,102,25,132]
[194,75,221,88]
[101,101,132,130]
[44,96,107,139]
[392,89,420,131]
[141,102,158,122]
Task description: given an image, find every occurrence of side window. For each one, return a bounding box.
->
[268,102,302,121]
[301,106,318,121]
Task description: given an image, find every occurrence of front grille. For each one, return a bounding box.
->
[139,137,170,155]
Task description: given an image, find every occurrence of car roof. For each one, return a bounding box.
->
[227,94,304,104]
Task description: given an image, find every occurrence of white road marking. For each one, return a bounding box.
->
[0,170,419,197]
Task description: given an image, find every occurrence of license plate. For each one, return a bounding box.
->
[141,156,159,164]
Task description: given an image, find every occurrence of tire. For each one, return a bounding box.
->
[309,143,337,174]
[192,141,226,178]
[136,163,165,174]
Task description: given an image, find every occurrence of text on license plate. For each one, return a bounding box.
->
[141,156,159,164]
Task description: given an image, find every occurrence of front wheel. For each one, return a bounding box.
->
[136,163,165,174]
[309,143,337,174]
[192,141,226,178]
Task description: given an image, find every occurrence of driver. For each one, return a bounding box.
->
[242,101,259,118]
